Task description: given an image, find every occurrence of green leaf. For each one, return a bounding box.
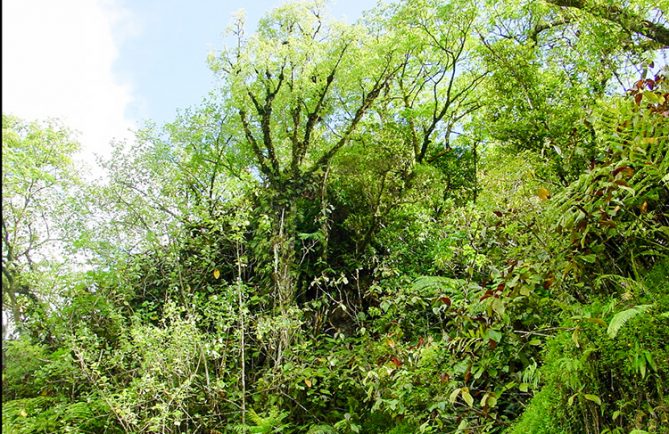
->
[480,392,497,408]
[572,329,580,348]
[487,329,502,342]
[461,388,474,407]
[583,394,601,405]
[491,298,505,316]
[449,388,461,404]
[644,351,657,372]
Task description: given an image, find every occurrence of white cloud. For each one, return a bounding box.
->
[2,0,138,171]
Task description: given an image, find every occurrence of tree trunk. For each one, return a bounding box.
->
[270,200,298,369]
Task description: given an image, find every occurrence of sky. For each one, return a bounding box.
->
[2,0,379,170]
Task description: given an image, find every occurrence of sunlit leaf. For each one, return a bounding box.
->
[449,388,461,403]
[537,187,551,201]
[572,329,580,348]
[461,388,474,407]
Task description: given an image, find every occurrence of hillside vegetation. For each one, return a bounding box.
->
[3,0,668,432]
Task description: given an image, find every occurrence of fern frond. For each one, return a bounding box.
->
[607,304,653,338]
[413,276,466,293]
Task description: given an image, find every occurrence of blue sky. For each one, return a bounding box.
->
[114,0,380,126]
[3,0,379,168]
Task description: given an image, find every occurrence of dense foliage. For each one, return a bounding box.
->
[3,0,668,432]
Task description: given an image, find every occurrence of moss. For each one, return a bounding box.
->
[507,385,565,434]
[509,260,669,433]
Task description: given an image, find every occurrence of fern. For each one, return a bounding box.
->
[1,397,60,433]
[306,425,337,434]
[233,408,290,433]
[607,304,653,338]
[412,276,467,293]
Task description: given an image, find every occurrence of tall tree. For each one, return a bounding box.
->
[1,115,80,340]
[208,2,403,322]
[339,0,487,253]
[475,0,668,184]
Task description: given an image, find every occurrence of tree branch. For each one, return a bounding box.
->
[298,43,350,171]
[308,57,400,174]
[529,17,573,43]
[239,109,272,178]
[547,0,669,48]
